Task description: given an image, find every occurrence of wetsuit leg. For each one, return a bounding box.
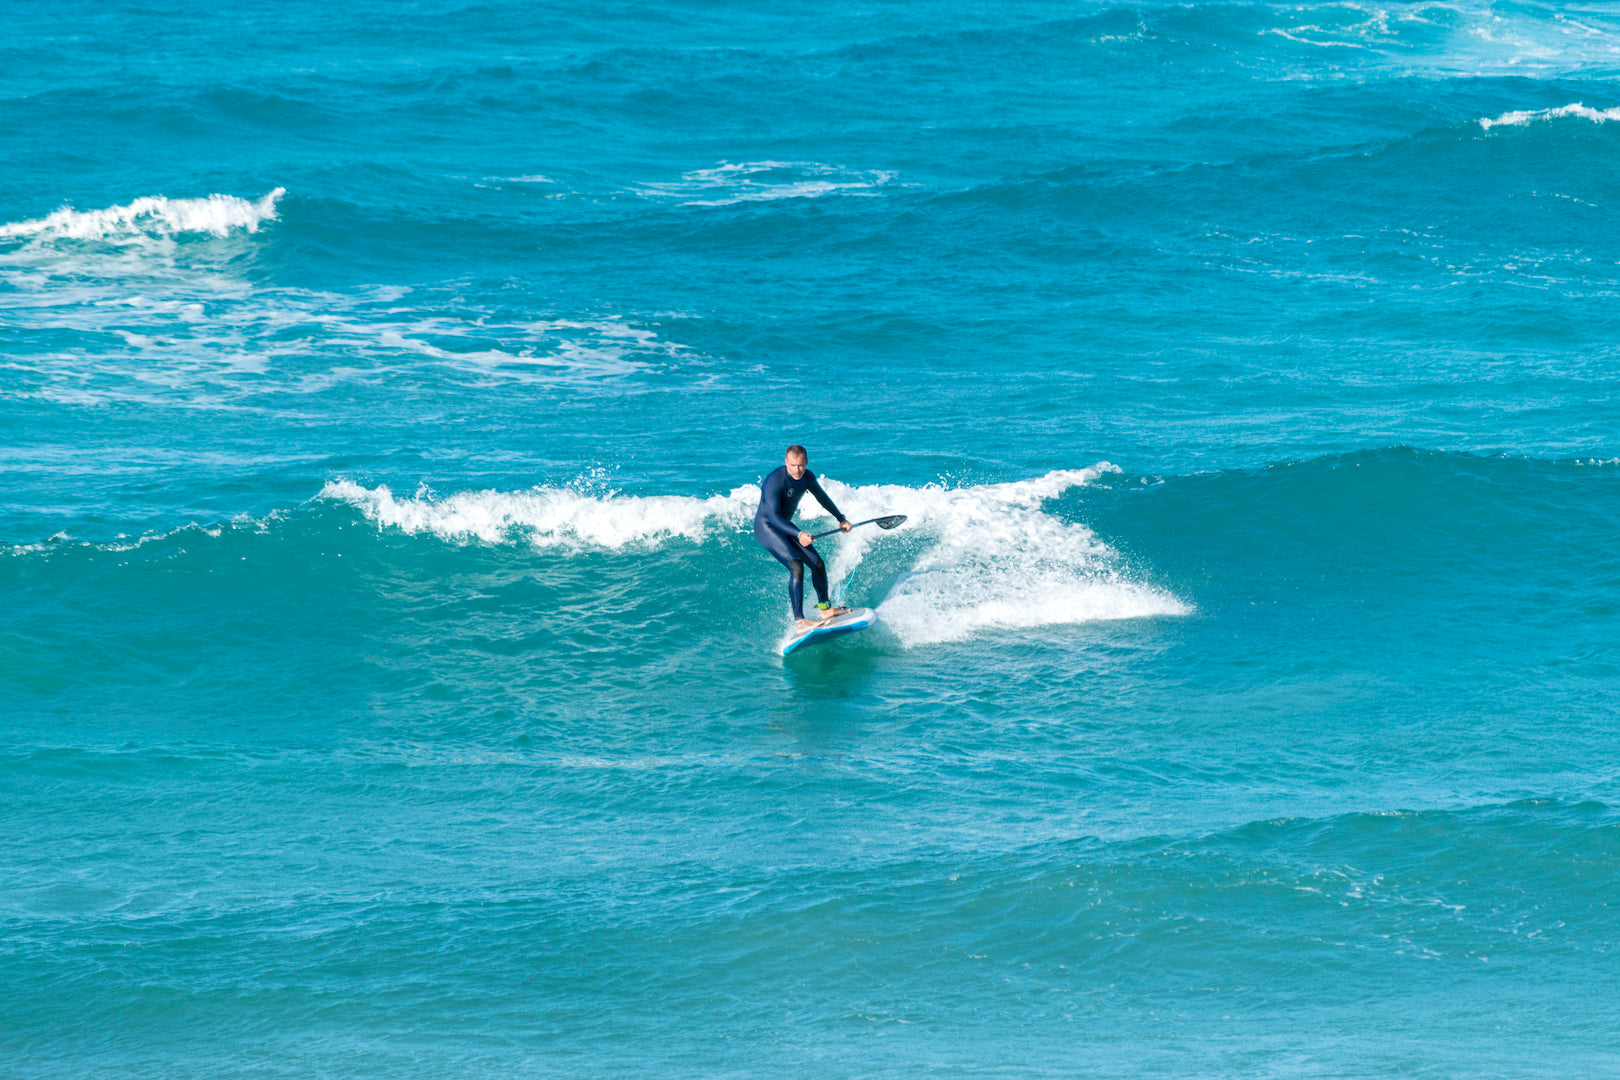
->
[806,554,830,608]
[754,518,827,621]
[787,560,806,620]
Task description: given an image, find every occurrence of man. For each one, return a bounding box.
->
[754,444,853,633]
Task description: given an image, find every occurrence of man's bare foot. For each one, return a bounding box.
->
[794,618,824,634]
[818,606,851,620]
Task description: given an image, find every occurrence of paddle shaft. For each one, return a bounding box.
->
[812,516,896,539]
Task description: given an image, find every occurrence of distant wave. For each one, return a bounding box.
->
[0,188,285,242]
[820,1,1620,80]
[638,161,898,206]
[1479,102,1620,130]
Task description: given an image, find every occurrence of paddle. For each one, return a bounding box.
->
[812,514,907,539]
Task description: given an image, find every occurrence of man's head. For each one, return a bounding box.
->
[784,444,808,479]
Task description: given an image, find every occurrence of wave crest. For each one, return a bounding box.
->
[0,188,285,243]
[1479,102,1620,131]
[320,479,757,548]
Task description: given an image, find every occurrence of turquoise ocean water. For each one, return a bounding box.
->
[5,2,1620,1075]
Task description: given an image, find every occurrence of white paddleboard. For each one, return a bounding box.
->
[780,607,877,656]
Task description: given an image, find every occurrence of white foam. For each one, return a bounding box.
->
[323,466,1191,646]
[0,186,694,400]
[363,314,684,380]
[815,467,1190,646]
[1257,3,1410,53]
[0,273,694,406]
[0,189,286,375]
[1479,102,1620,130]
[639,161,897,206]
[0,188,285,242]
[320,479,757,548]
[1242,2,1620,80]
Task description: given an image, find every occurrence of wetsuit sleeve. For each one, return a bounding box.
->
[806,474,846,524]
[759,469,801,538]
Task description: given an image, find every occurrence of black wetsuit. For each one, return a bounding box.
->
[754,465,846,620]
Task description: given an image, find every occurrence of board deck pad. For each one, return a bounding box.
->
[780,607,877,656]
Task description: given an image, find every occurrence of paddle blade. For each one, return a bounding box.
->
[875,514,906,530]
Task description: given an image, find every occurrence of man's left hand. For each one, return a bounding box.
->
[839,519,852,532]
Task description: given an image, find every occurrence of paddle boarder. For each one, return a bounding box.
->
[755,445,852,633]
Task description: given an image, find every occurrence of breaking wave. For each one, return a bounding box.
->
[0,188,286,243]
[1479,102,1620,130]
[320,466,1191,647]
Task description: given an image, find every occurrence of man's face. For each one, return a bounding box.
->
[785,454,807,480]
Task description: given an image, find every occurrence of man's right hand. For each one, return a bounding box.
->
[798,530,813,547]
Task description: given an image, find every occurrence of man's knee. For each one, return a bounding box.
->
[789,560,805,582]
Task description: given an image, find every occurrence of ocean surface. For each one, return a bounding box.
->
[4,1,1620,1075]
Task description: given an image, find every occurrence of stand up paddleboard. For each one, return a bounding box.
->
[781,607,877,656]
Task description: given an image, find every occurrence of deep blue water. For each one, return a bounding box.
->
[4,2,1620,1076]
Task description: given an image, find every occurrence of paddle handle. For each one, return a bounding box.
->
[811,517,885,539]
